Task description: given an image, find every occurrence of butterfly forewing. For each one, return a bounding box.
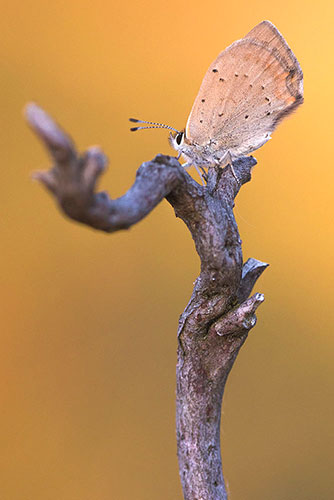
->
[185,21,303,157]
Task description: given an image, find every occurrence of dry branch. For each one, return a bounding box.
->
[25,103,268,500]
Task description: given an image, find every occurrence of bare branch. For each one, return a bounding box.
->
[25,104,268,500]
[25,103,185,232]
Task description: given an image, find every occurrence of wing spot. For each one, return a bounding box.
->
[212,69,218,73]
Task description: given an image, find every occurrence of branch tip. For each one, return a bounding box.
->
[238,258,269,302]
[254,292,265,304]
[31,170,57,193]
[24,102,76,162]
[211,292,265,337]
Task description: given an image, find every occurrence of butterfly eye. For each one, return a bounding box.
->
[175,132,183,145]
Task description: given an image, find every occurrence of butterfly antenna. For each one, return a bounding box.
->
[129,118,180,133]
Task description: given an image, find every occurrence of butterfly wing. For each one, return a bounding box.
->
[185,21,303,157]
[246,20,303,98]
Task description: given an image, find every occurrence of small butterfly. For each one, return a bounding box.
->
[130,21,303,183]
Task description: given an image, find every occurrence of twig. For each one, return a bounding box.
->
[25,103,184,232]
[25,103,268,499]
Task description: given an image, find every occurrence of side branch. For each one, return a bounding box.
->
[238,258,269,302]
[25,103,185,232]
[210,292,265,337]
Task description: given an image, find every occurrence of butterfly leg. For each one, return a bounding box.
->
[181,162,206,185]
[194,165,207,185]
[221,151,240,185]
[199,166,208,183]
[181,162,191,169]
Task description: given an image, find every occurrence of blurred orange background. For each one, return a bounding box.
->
[1,1,333,499]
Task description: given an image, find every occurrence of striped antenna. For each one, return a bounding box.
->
[129,118,180,133]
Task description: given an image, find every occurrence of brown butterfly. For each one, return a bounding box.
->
[131,21,303,182]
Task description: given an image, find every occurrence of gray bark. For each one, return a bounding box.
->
[25,102,268,500]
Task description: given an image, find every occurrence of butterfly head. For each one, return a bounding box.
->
[168,129,186,152]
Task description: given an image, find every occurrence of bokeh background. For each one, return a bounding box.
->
[1,1,333,499]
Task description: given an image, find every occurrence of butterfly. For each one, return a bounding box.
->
[130,21,303,183]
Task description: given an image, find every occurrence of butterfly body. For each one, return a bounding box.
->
[169,133,237,168]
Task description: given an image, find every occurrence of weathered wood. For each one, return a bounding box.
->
[25,103,267,499]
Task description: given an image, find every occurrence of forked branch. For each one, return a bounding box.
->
[25,103,268,500]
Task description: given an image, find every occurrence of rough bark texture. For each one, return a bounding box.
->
[25,103,268,500]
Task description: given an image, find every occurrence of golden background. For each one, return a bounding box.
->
[1,0,333,498]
